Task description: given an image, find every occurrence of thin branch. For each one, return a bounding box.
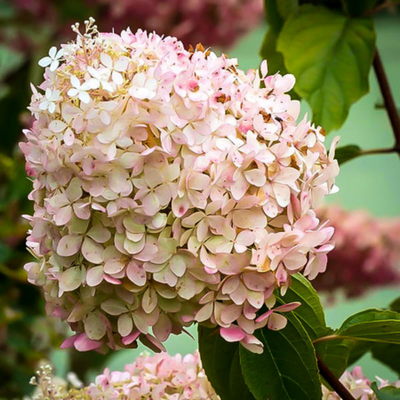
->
[373,50,400,149]
[367,0,400,16]
[317,356,357,400]
[361,146,400,156]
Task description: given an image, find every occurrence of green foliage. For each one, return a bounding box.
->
[341,0,380,16]
[390,297,400,313]
[198,326,254,400]
[240,312,322,400]
[277,274,327,340]
[277,5,376,132]
[315,338,352,378]
[335,145,363,164]
[371,382,400,399]
[337,309,400,344]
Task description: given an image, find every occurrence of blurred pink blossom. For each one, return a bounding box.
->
[313,205,400,299]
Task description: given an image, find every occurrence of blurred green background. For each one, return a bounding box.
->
[0,2,399,397]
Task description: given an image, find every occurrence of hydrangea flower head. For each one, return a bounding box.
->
[21,19,339,354]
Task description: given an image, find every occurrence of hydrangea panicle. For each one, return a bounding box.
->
[21,18,339,354]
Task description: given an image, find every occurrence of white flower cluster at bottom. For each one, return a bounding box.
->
[29,354,400,400]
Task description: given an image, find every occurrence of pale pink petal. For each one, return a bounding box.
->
[220,325,246,342]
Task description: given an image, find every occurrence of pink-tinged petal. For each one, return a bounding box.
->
[176,276,197,300]
[222,276,240,295]
[170,255,187,277]
[221,304,242,325]
[233,208,267,229]
[268,313,287,331]
[57,235,83,257]
[54,205,72,226]
[74,333,102,352]
[142,192,160,216]
[64,128,75,146]
[153,313,172,342]
[244,169,266,187]
[82,237,104,264]
[201,247,220,272]
[230,173,249,200]
[230,282,247,305]
[132,313,148,334]
[87,225,111,243]
[104,258,125,275]
[134,242,158,262]
[126,261,147,286]
[84,313,107,340]
[275,167,300,185]
[241,334,264,354]
[73,202,91,220]
[274,302,301,313]
[108,169,129,194]
[195,303,213,322]
[247,290,264,309]
[86,265,104,287]
[121,330,140,346]
[189,173,210,190]
[60,334,79,349]
[101,299,127,316]
[283,249,307,271]
[142,287,158,314]
[256,310,274,324]
[273,183,291,207]
[172,195,190,218]
[243,272,274,292]
[141,334,166,353]
[103,274,122,285]
[220,325,246,342]
[118,313,133,337]
[236,230,256,246]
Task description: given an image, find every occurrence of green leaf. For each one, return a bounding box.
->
[240,312,322,400]
[337,309,400,344]
[198,326,255,400]
[371,343,400,377]
[0,45,25,81]
[341,0,379,16]
[371,382,400,400]
[390,297,400,313]
[314,336,353,378]
[335,145,362,164]
[229,350,256,400]
[277,273,327,340]
[260,29,288,75]
[347,340,371,366]
[277,5,376,132]
[264,0,299,32]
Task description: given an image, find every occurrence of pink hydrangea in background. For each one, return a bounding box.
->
[93,0,263,49]
[30,352,219,399]
[7,0,262,53]
[322,367,400,400]
[30,359,400,400]
[20,19,339,355]
[313,205,400,300]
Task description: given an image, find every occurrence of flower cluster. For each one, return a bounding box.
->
[29,352,219,399]
[21,19,339,354]
[322,367,400,400]
[29,360,400,400]
[313,205,400,300]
